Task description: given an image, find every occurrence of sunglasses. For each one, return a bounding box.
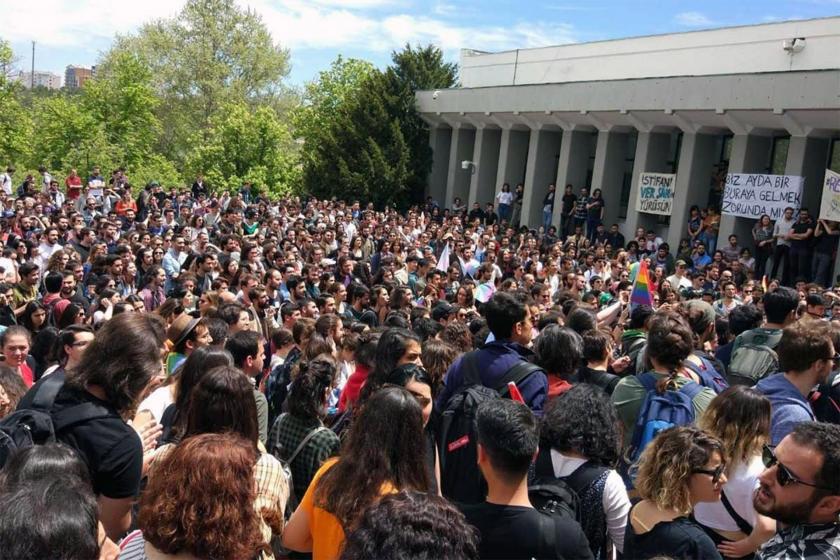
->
[693,463,726,485]
[762,444,834,491]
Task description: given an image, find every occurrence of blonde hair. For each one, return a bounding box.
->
[699,386,770,468]
[635,426,723,515]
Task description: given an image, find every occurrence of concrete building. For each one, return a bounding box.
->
[14,71,62,90]
[65,65,94,89]
[417,17,840,262]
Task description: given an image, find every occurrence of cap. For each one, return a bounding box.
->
[167,314,200,350]
[148,180,160,187]
[432,301,455,322]
[676,259,687,266]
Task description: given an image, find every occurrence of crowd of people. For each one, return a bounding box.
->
[0,167,839,559]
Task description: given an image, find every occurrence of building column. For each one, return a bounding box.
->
[666,133,719,250]
[444,126,476,209]
[718,134,773,243]
[468,127,502,208]
[623,131,673,239]
[427,125,451,205]
[521,128,563,228]
[590,130,630,227]
[784,136,834,283]
[786,136,831,211]
[496,128,530,190]
[551,129,593,227]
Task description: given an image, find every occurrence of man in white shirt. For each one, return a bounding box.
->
[665,260,693,291]
[35,227,64,272]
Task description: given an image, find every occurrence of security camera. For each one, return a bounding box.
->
[432,90,440,100]
[461,160,471,170]
[782,37,806,53]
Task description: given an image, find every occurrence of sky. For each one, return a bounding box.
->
[2,0,839,87]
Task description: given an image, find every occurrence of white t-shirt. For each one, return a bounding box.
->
[137,385,175,423]
[693,455,762,532]
[496,191,514,205]
[0,173,12,195]
[551,450,631,553]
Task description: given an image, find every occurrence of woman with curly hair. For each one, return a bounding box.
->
[283,386,429,559]
[694,386,776,558]
[267,356,340,503]
[119,433,269,560]
[624,426,727,560]
[340,491,479,560]
[540,384,631,559]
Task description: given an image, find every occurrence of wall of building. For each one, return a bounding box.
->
[460,17,840,88]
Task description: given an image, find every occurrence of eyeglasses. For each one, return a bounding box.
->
[762,444,834,491]
[693,463,726,485]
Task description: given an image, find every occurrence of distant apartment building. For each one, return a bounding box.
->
[13,71,62,89]
[65,65,95,89]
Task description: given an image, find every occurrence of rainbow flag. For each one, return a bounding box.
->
[630,260,654,308]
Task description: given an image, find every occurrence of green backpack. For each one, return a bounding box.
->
[727,329,783,387]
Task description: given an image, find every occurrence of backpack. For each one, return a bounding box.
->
[624,372,703,486]
[438,352,542,504]
[270,415,329,516]
[266,351,300,427]
[727,329,783,386]
[528,448,608,525]
[0,372,111,468]
[683,352,729,394]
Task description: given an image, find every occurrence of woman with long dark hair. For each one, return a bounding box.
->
[358,328,422,403]
[283,386,430,558]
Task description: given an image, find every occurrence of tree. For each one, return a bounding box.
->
[186,103,298,195]
[384,45,457,203]
[104,0,291,165]
[305,71,411,207]
[0,41,33,167]
[30,95,120,176]
[83,51,160,168]
[297,56,376,195]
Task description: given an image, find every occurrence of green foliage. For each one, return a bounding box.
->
[384,44,458,203]
[83,51,160,168]
[109,0,291,165]
[300,45,456,207]
[186,103,298,195]
[0,41,33,166]
[304,71,411,206]
[1,15,459,199]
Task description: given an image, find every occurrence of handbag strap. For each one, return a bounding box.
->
[287,425,329,466]
[721,490,753,535]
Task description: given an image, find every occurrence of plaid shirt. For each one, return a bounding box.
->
[267,413,340,500]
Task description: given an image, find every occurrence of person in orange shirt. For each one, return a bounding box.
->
[114,189,138,217]
[282,386,429,559]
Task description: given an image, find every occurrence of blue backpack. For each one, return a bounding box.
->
[683,352,729,395]
[624,372,703,486]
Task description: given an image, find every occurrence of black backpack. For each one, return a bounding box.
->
[438,351,542,504]
[528,448,608,525]
[0,372,111,468]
